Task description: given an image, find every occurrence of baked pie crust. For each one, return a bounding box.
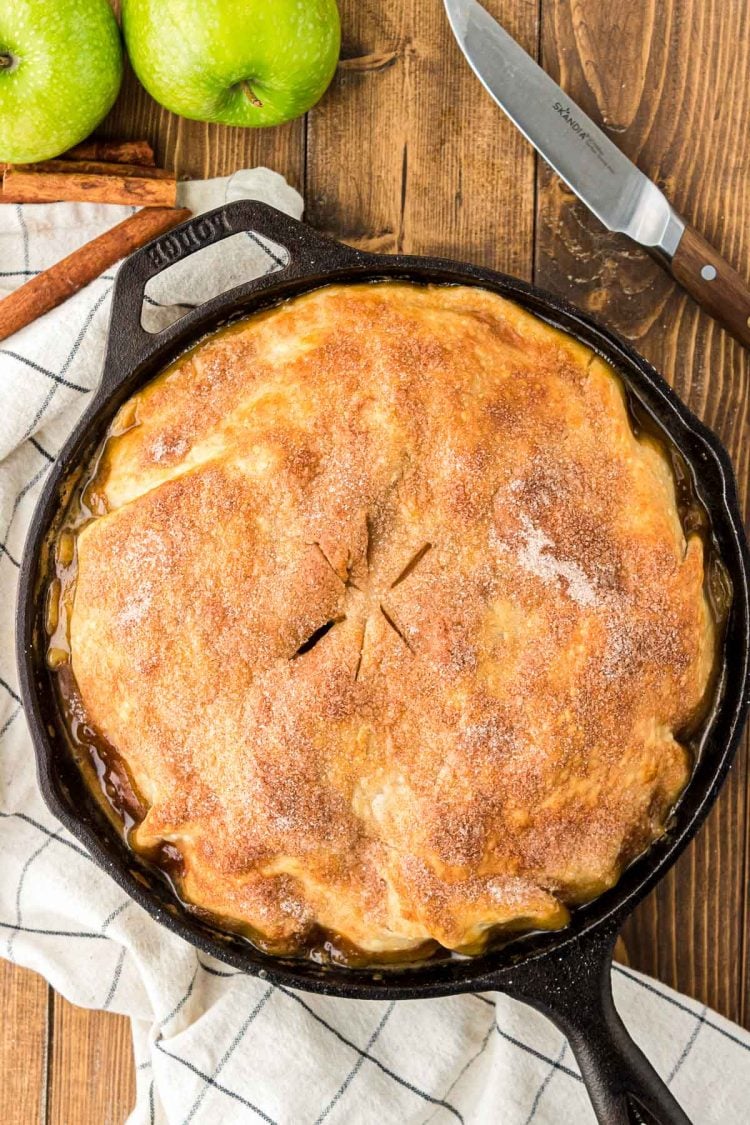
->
[61,282,715,958]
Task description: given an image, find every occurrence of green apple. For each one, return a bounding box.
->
[0,0,123,164]
[122,0,340,128]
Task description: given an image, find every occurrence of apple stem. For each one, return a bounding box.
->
[240,81,264,108]
[0,54,13,70]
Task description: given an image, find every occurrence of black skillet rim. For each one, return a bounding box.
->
[15,203,750,1001]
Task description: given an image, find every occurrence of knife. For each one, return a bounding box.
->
[444,0,750,349]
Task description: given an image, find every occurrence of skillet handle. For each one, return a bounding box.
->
[100,200,366,394]
[501,923,691,1125]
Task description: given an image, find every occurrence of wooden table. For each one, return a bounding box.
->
[2,1,748,1120]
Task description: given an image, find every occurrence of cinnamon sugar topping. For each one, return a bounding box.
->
[61,282,716,959]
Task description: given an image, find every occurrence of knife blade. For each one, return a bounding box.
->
[444,0,750,349]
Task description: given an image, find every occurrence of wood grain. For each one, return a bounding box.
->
[0,960,48,1124]
[305,0,538,274]
[534,0,750,1026]
[48,995,135,1125]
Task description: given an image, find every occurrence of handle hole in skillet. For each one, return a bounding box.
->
[140,230,289,333]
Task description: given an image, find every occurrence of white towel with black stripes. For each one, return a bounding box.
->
[1,174,749,1125]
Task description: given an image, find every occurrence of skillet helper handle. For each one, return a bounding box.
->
[663,221,750,349]
[101,200,363,391]
[505,924,691,1125]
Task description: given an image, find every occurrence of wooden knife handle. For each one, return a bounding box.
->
[667,222,750,348]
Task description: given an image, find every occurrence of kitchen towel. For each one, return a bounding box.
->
[1,176,749,1125]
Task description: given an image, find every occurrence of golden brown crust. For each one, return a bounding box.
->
[69,283,714,955]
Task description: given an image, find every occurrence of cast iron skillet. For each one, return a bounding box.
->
[17,201,750,1125]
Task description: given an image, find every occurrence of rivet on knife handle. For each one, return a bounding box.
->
[666,224,750,348]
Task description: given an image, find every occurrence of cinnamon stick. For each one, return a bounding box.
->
[64,139,156,165]
[0,207,191,343]
[17,159,174,181]
[0,140,156,178]
[2,166,177,207]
